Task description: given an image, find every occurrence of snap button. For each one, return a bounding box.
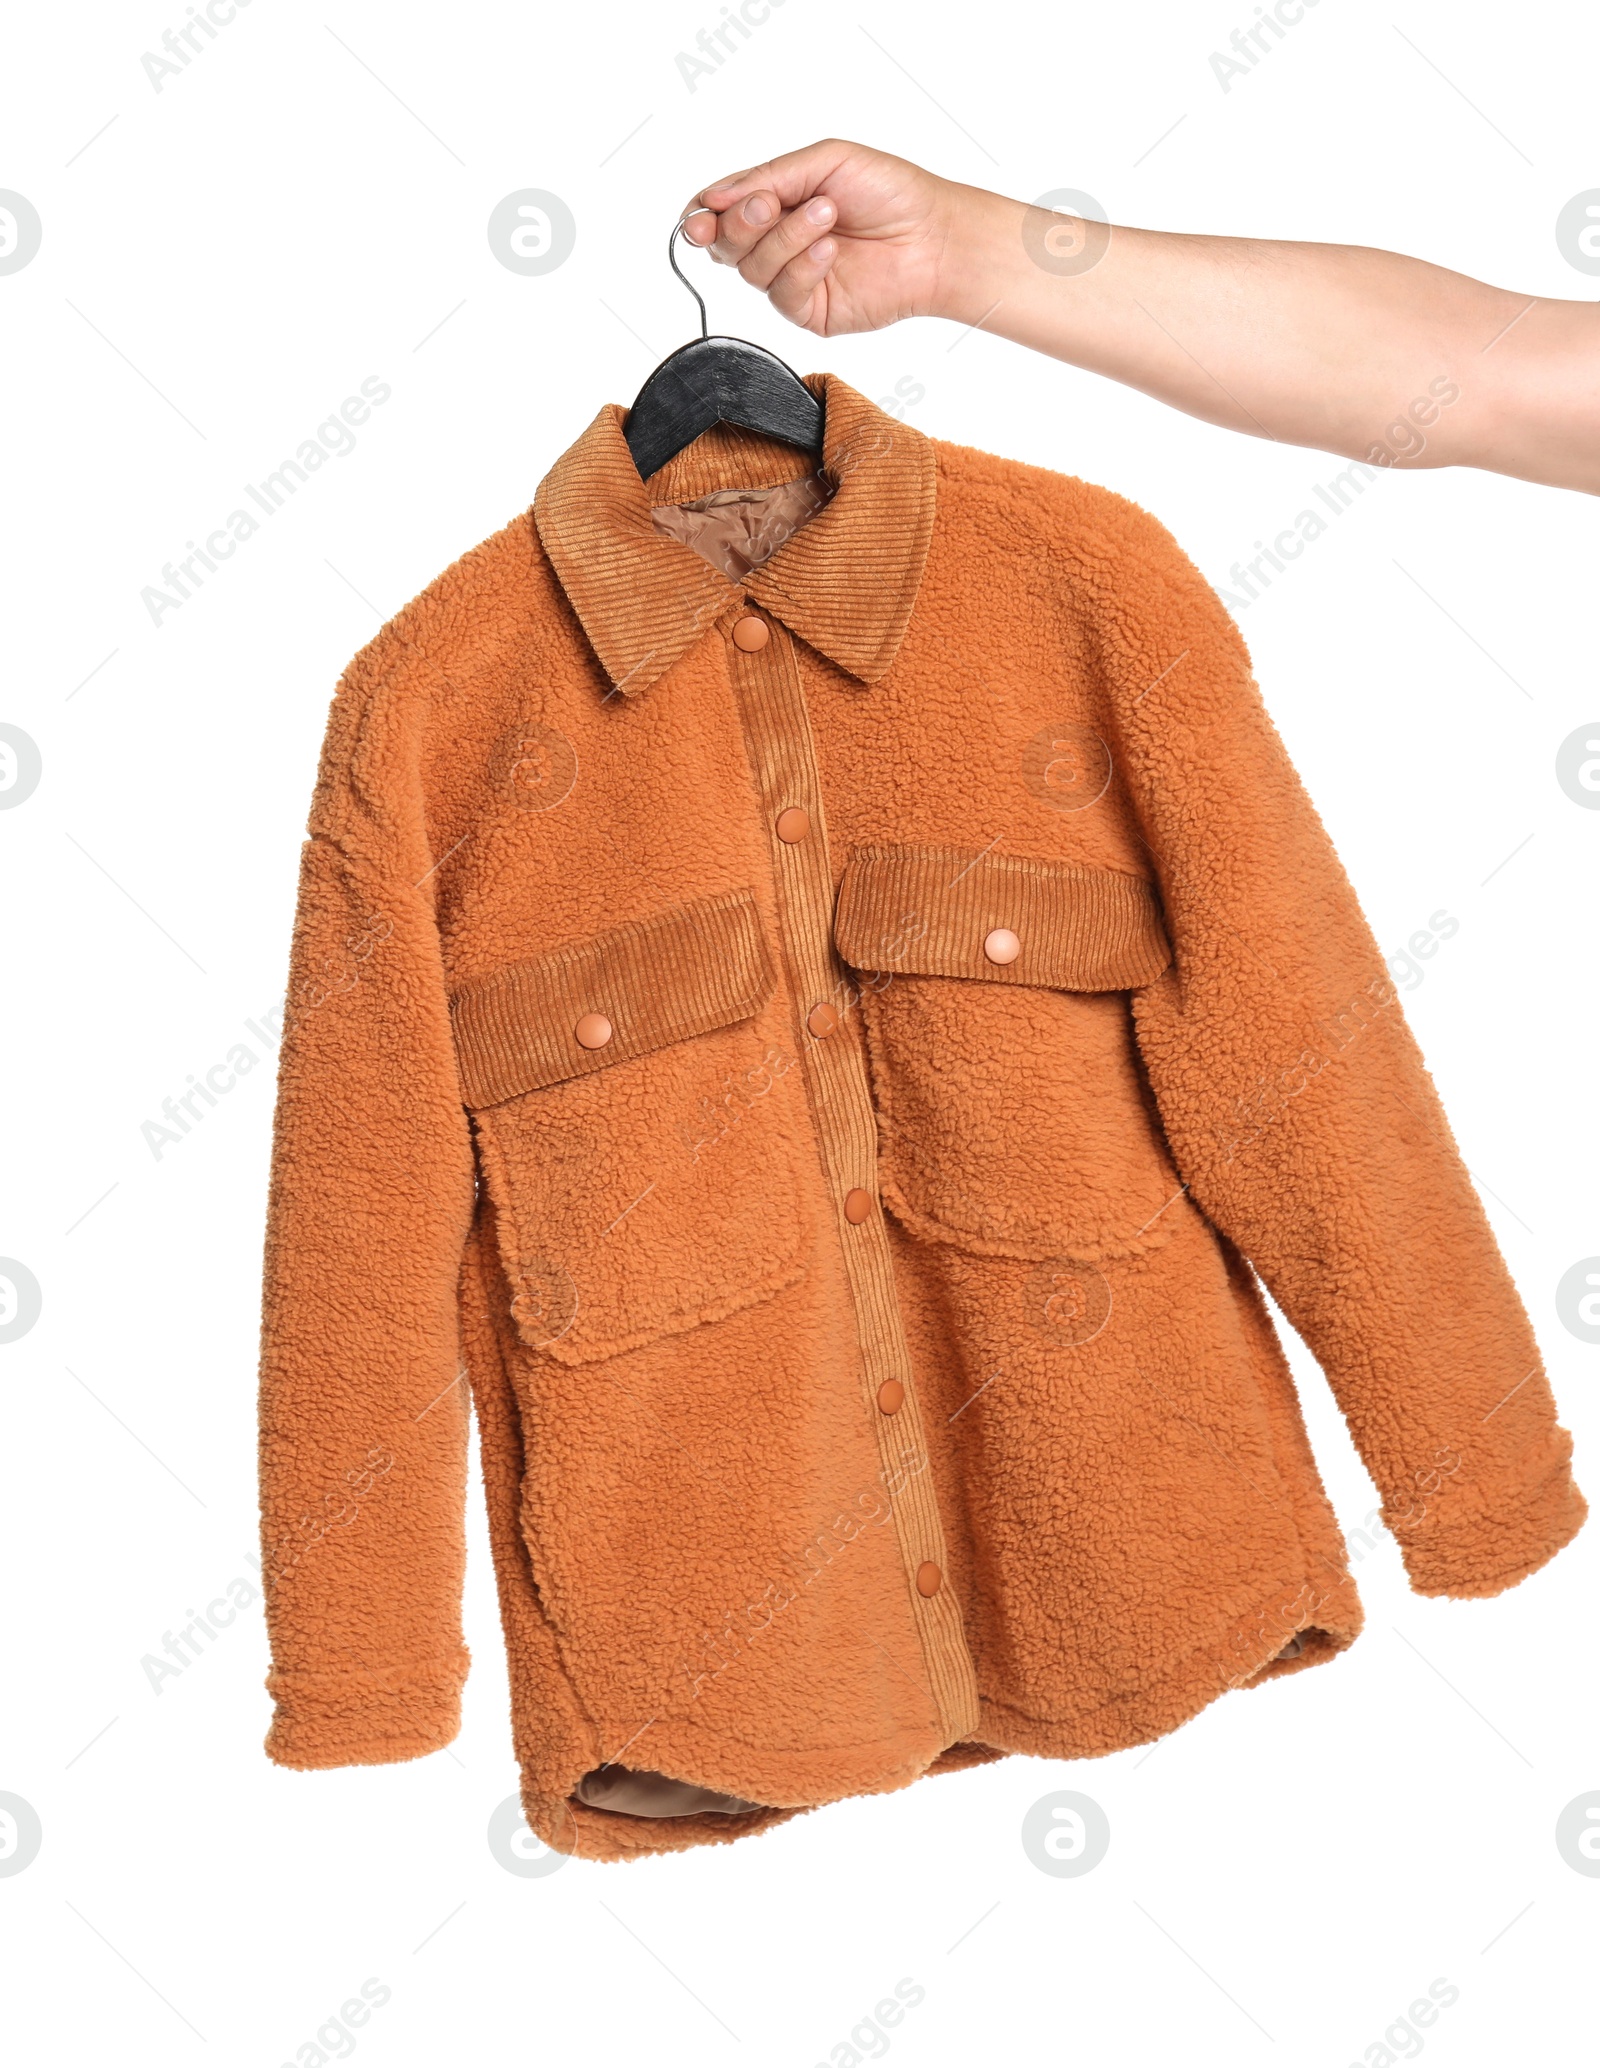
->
[806,1002,840,1038]
[983,926,1021,966]
[775,805,811,844]
[844,1187,874,1224]
[574,1012,613,1050]
[876,1378,905,1415]
[731,614,769,652]
[916,1561,943,1598]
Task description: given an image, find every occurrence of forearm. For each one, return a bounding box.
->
[935,184,1600,493]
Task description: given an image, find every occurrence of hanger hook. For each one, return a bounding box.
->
[669,218,710,341]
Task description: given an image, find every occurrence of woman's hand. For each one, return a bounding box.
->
[681,139,984,336]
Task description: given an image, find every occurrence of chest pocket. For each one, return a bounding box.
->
[833,844,1183,1264]
[451,887,810,1365]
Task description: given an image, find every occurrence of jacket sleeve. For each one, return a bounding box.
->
[257,642,477,1766]
[1089,500,1585,1599]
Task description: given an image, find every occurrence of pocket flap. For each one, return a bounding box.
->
[834,844,1171,991]
[450,887,776,1108]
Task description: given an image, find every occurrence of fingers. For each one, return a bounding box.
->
[763,238,837,332]
[690,138,855,219]
[680,196,837,331]
[676,138,853,330]
[680,138,858,261]
[732,194,837,290]
[681,191,783,267]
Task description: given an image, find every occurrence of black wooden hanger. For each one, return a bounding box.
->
[624,218,825,480]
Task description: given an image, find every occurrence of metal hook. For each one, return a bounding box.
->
[669,219,710,341]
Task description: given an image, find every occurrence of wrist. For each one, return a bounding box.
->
[929,182,1025,328]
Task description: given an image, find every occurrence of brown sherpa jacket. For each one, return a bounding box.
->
[257,372,1585,1861]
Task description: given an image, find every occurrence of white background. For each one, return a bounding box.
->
[2,1,1597,2062]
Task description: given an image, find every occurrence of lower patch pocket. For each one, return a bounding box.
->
[451,887,810,1364]
[834,844,1185,1263]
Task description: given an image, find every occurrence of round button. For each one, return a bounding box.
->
[775,805,811,844]
[806,1002,840,1039]
[574,1012,613,1050]
[916,1561,943,1598]
[844,1187,874,1225]
[731,614,770,652]
[876,1378,905,1415]
[983,926,1022,966]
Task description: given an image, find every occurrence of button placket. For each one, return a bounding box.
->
[723,604,981,1739]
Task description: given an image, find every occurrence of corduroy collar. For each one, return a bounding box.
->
[533,372,936,696]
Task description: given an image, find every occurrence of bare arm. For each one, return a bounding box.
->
[683,140,1600,496]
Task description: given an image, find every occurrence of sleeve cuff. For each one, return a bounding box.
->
[264,1649,470,1769]
[1391,1452,1588,1600]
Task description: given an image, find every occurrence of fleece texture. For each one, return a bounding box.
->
[257,373,1585,1862]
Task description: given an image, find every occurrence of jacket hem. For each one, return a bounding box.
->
[263,1650,469,1769]
[513,1565,1365,1861]
[972,1560,1364,1762]
[1395,1453,1588,1600]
